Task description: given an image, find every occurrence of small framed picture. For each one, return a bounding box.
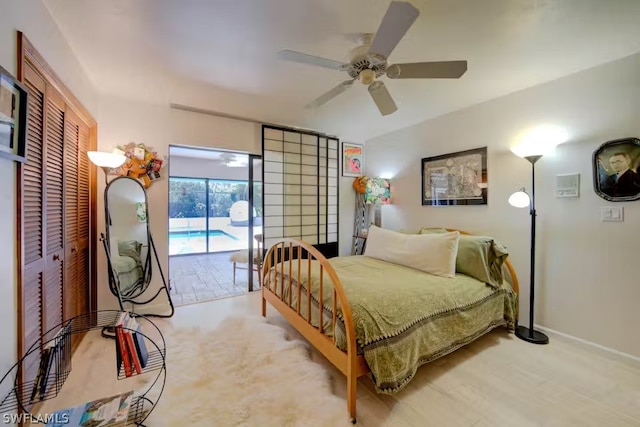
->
[593,137,640,202]
[342,142,364,177]
[0,64,28,163]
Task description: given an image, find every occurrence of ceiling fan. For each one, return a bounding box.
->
[218,152,247,167]
[277,1,468,116]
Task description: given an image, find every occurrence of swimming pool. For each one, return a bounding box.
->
[169,229,239,240]
[169,228,248,255]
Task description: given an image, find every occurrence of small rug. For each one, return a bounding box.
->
[146,316,349,426]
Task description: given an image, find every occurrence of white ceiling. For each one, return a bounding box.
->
[45,0,640,141]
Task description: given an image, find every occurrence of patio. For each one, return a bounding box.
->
[169,251,261,306]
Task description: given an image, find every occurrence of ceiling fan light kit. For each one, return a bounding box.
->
[360,69,376,85]
[277,1,468,116]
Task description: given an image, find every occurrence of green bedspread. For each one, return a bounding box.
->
[267,255,517,394]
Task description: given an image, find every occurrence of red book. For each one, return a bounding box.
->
[116,326,133,378]
[124,318,142,375]
[115,313,133,378]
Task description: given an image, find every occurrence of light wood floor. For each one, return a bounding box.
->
[41,293,640,426]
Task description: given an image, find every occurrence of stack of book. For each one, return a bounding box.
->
[115,313,149,378]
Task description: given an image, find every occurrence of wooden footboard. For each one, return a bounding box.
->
[260,239,368,422]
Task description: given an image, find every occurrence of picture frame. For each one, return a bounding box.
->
[0,64,28,163]
[592,137,640,202]
[342,142,364,177]
[421,147,488,206]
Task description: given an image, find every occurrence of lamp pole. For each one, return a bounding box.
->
[515,155,549,344]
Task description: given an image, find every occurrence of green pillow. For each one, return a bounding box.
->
[419,229,508,287]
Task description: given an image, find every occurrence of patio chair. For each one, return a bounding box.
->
[229,234,264,287]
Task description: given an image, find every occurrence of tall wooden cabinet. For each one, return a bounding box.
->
[17,34,96,382]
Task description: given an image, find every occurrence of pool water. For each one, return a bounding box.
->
[169,230,239,240]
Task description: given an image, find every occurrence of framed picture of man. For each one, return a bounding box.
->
[593,137,640,202]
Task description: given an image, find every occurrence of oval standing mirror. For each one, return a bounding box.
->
[105,177,151,299]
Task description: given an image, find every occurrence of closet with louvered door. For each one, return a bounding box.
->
[43,85,65,336]
[64,109,91,323]
[22,64,47,381]
[19,61,93,385]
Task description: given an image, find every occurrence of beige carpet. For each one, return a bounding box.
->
[146,316,349,426]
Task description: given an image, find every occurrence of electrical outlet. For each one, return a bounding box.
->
[601,206,624,222]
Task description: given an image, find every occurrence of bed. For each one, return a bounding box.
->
[260,229,519,422]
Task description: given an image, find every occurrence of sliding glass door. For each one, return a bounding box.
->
[169,177,260,255]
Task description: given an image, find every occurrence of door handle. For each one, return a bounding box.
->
[53,254,60,261]
[71,246,78,253]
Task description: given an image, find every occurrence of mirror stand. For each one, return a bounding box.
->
[102,176,174,319]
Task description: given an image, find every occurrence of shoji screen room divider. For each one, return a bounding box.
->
[262,125,339,258]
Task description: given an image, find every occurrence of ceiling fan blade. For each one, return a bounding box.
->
[305,80,355,109]
[368,1,420,59]
[278,49,347,71]
[387,61,468,79]
[368,81,398,116]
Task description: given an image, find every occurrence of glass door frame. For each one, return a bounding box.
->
[247,154,262,292]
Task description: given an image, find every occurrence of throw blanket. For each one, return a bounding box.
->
[266,255,517,394]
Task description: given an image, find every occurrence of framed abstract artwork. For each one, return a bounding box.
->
[592,137,640,202]
[342,142,364,177]
[0,64,28,163]
[421,147,488,206]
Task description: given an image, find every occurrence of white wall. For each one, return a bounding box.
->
[0,0,97,398]
[97,97,264,313]
[366,52,640,358]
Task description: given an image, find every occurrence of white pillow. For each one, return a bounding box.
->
[364,225,460,278]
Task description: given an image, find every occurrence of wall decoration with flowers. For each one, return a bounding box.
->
[109,142,166,188]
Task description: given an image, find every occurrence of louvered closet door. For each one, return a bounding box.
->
[63,109,90,321]
[22,64,46,380]
[77,122,91,316]
[43,86,65,335]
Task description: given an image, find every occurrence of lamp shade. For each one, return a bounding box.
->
[87,151,127,168]
[508,190,530,208]
[364,178,391,204]
[510,125,568,158]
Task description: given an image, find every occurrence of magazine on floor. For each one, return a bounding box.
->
[45,390,133,427]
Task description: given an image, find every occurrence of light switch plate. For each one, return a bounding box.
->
[601,206,624,222]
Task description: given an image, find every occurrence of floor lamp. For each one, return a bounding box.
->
[87,151,127,184]
[509,126,567,345]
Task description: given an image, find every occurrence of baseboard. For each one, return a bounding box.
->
[535,324,640,364]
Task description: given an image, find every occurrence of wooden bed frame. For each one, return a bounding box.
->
[260,231,519,423]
